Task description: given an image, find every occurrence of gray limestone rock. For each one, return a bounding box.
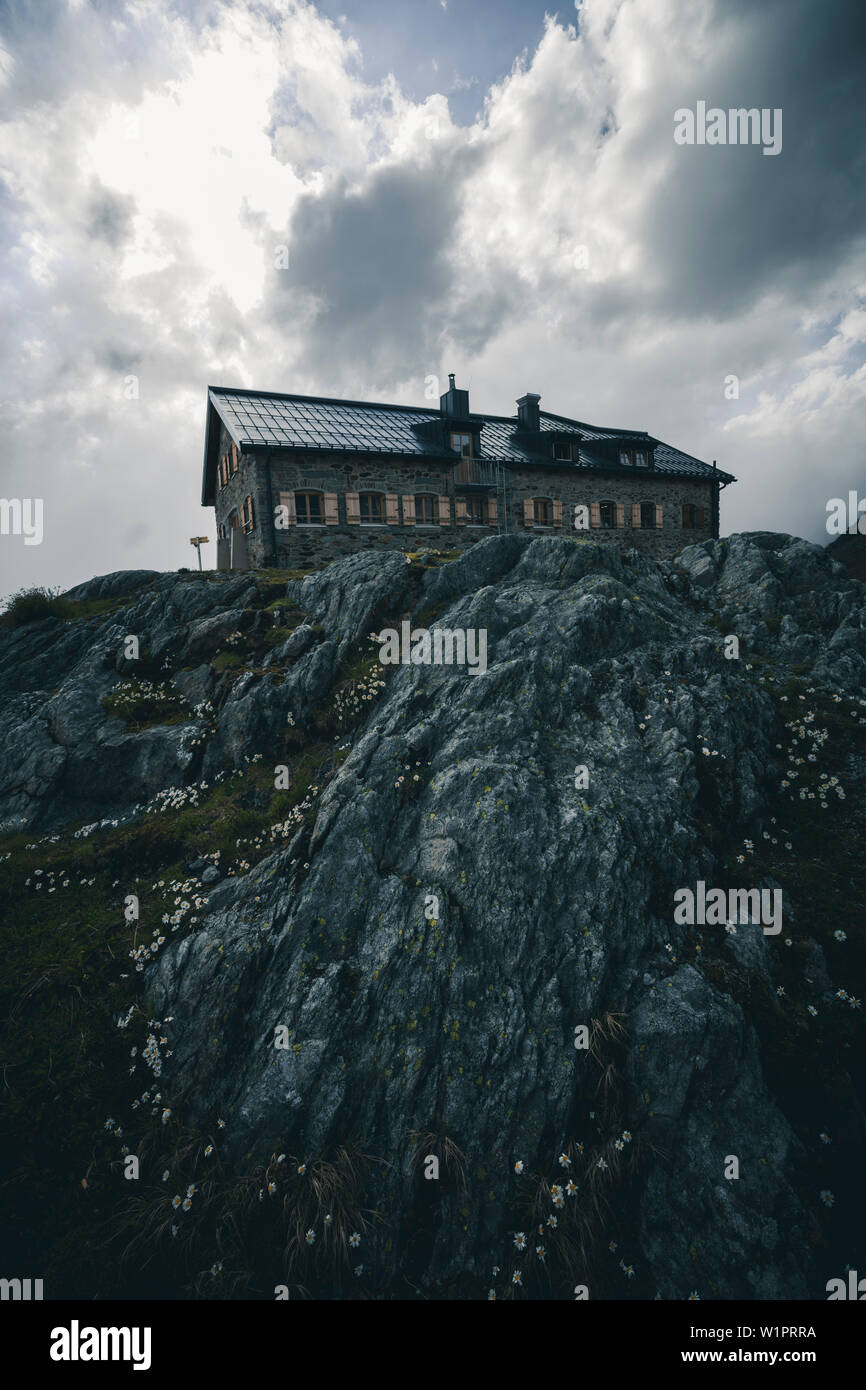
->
[2,536,863,1297]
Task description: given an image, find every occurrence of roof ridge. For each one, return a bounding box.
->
[208,385,441,418]
[208,386,666,438]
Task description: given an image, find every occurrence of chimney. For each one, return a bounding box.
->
[440,372,470,419]
[516,393,541,432]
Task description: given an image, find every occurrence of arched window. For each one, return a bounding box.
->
[218,522,227,540]
[640,501,656,529]
[415,494,438,525]
[599,500,616,529]
[296,491,323,525]
[533,497,553,526]
[359,492,385,524]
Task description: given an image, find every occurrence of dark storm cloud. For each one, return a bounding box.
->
[634,0,866,320]
[270,148,489,381]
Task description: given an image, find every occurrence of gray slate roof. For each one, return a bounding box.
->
[203,386,735,503]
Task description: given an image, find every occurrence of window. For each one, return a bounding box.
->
[599,501,616,529]
[533,498,553,526]
[218,522,226,540]
[634,451,647,468]
[553,440,573,461]
[359,492,384,523]
[296,491,323,525]
[242,496,255,533]
[619,450,631,466]
[466,496,487,525]
[451,432,473,459]
[415,494,437,524]
[683,503,697,528]
[640,501,656,529]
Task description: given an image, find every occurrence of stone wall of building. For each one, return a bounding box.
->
[213,418,259,562]
[212,444,720,568]
[507,465,718,561]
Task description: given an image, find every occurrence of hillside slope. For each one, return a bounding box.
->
[1,532,864,1300]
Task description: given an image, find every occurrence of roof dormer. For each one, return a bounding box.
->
[512,391,580,462]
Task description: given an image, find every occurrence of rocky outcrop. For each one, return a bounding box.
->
[2,533,863,1298]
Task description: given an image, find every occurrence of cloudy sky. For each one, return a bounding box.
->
[1,0,864,599]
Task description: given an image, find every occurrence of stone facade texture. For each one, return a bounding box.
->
[213,437,720,569]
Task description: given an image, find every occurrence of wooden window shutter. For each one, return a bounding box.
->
[438,495,451,525]
[278,491,296,526]
[655,503,663,529]
[402,495,416,524]
[455,498,468,525]
[230,443,238,472]
[324,492,339,525]
[488,497,498,525]
[590,502,601,528]
[552,499,562,528]
[248,496,255,528]
[385,493,399,524]
[616,503,625,528]
[632,502,641,528]
[345,491,360,524]
[523,498,534,527]
[697,506,705,528]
